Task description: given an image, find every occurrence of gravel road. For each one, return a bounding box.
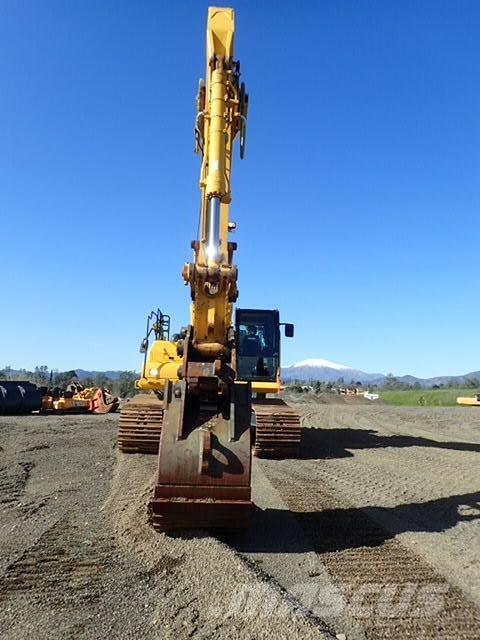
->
[1,400,479,639]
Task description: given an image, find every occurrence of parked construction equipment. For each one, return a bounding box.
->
[0,379,118,415]
[41,381,119,414]
[118,7,301,531]
[457,394,480,407]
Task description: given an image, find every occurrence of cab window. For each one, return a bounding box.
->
[236,313,278,381]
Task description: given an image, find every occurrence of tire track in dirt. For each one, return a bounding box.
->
[0,517,112,606]
[296,400,480,606]
[261,460,480,639]
[253,399,480,639]
[0,461,34,505]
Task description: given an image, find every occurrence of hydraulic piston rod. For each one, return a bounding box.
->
[205,196,221,262]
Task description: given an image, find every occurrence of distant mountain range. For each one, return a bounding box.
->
[281,358,384,384]
[3,362,480,389]
[74,369,126,380]
[281,358,480,388]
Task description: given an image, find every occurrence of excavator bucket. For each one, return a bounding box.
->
[117,393,164,453]
[150,380,252,531]
[89,387,120,414]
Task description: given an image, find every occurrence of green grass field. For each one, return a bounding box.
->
[379,388,480,407]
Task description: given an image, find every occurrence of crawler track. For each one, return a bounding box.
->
[117,395,302,459]
[117,394,163,453]
[253,398,301,458]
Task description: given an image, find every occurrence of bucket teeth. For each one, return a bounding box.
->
[117,394,163,454]
[253,399,301,458]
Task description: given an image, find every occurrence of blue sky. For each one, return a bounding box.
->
[1,1,479,377]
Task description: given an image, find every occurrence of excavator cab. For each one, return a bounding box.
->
[235,308,299,459]
[235,309,294,383]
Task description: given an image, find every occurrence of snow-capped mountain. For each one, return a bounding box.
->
[291,358,350,371]
[281,358,384,384]
[281,358,480,387]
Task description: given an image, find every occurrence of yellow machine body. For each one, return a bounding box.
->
[135,340,181,391]
[149,6,254,530]
[457,395,480,406]
[53,396,90,411]
[42,386,118,414]
[251,379,281,395]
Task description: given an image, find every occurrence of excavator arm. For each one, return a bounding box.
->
[149,8,252,531]
[183,7,247,358]
[118,7,301,530]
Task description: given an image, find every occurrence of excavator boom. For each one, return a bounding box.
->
[118,7,300,532]
[149,7,252,531]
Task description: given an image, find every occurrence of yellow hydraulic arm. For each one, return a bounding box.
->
[119,7,300,526]
[132,9,247,393]
[183,7,248,359]
[149,7,252,531]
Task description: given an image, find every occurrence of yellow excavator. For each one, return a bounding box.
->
[118,7,301,530]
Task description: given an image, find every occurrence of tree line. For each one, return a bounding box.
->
[285,374,480,392]
[0,365,137,398]
[382,373,480,390]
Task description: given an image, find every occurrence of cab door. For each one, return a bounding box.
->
[235,309,280,383]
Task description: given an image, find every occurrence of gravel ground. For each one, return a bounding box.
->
[0,413,331,640]
[246,399,480,640]
[1,401,479,639]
